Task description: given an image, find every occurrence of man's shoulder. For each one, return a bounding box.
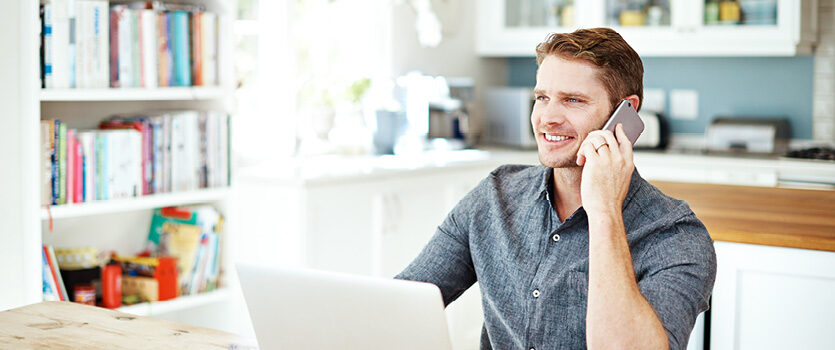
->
[478,164,546,196]
[487,164,545,184]
[631,177,696,224]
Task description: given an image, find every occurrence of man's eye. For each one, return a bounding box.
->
[566,98,579,103]
[536,96,548,101]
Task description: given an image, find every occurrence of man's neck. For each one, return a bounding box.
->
[550,167,583,222]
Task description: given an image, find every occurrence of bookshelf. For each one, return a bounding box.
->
[116,287,230,317]
[39,86,231,101]
[0,0,241,334]
[42,188,231,219]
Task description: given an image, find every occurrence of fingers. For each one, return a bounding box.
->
[614,124,634,163]
[597,130,621,162]
[577,137,599,166]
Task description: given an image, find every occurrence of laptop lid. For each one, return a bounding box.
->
[237,263,453,350]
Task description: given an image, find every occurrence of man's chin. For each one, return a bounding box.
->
[538,153,580,169]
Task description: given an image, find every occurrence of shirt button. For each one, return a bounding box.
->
[552,233,560,242]
[532,289,540,298]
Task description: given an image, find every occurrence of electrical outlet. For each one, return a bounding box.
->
[642,88,665,113]
[670,89,699,120]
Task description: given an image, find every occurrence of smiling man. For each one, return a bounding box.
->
[396,28,716,350]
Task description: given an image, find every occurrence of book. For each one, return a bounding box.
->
[74,134,84,203]
[66,129,75,204]
[43,3,53,88]
[191,11,202,86]
[41,121,54,206]
[140,9,159,88]
[58,122,67,205]
[43,246,68,301]
[78,131,96,201]
[171,10,190,87]
[42,249,60,301]
[51,0,71,89]
[51,120,61,205]
[200,12,217,86]
[157,11,172,87]
[114,5,133,87]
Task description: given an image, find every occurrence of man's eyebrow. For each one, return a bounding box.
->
[556,91,592,100]
[534,88,593,100]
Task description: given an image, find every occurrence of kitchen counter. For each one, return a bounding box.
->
[236,147,835,188]
[652,181,835,252]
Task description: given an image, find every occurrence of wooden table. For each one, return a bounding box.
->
[0,301,258,349]
[652,181,835,252]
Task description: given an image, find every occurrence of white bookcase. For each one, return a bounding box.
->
[0,0,243,334]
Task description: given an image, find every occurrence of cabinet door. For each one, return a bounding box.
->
[477,0,593,56]
[478,0,814,56]
[711,242,835,350]
[305,182,377,275]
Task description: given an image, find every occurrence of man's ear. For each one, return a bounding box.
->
[624,94,640,112]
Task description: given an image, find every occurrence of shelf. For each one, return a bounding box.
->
[116,288,231,316]
[39,86,230,101]
[41,188,231,220]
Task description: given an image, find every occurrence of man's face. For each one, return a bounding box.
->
[532,55,612,168]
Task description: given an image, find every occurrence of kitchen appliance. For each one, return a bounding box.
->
[633,112,670,150]
[426,77,476,148]
[484,87,537,149]
[705,117,790,154]
[785,146,835,161]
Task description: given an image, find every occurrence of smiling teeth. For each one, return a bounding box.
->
[544,134,571,142]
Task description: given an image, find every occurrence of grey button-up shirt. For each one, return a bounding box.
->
[396,165,717,350]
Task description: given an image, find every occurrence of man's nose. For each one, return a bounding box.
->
[537,104,567,125]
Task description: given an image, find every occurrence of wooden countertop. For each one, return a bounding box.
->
[0,301,257,349]
[651,181,835,252]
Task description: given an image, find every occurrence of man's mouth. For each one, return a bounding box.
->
[542,133,575,143]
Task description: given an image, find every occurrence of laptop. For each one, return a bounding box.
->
[237,263,454,350]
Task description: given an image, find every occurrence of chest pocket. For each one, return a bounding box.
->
[565,270,589,306]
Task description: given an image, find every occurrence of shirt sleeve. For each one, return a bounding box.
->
[636,214,718,350]
[394,199,477,307]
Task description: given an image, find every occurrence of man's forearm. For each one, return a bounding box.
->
[585,210,668,350]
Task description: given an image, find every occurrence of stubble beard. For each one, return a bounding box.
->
[538,145,581,169]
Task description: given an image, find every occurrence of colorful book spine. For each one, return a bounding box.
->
[42,249,59,301]
[41,121,54,206]
[66,129,75,205]
[171,10,190,87]
[191,11,202,86]
[74,136,84,203]
[58,122,67,205]
[157,12,172,87]
[109,5,120,87]
[130,10,141,88]
[44,3,53,88]
[51,120,60,205]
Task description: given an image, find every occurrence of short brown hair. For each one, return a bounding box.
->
[535,28,643,112]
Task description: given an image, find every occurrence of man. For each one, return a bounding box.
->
[396,28,717,350]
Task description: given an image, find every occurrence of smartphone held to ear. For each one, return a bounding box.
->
[602,100,644,145]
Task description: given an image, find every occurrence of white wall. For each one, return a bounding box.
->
[0,0,42,311]
[390,0,508,136]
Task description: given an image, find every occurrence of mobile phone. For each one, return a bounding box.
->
[602,100,644,145]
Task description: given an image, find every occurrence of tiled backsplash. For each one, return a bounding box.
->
[814,0,835,141]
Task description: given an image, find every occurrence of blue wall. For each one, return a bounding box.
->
[507,56,814,139]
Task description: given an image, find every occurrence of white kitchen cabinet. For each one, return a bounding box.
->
[711,242,835,350]
[477,0,817,57]
[235,158,503,350]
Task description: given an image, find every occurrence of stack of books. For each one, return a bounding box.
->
[40,111,230,206]
[40,0,219,89]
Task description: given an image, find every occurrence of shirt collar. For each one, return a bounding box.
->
[534,165,644,212]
